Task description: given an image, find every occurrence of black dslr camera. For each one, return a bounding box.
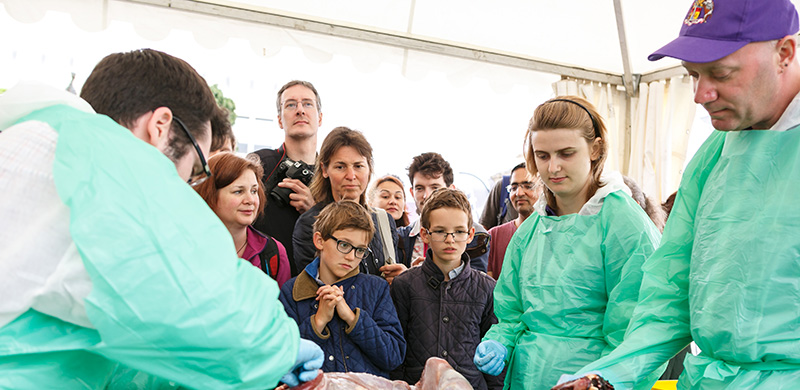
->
[270,158,314,207]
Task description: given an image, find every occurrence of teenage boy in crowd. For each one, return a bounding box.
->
[381,152,489,283]
[486,162,541,280]
[253,80,321,274]
[279,200,406,378]
[0,49,320,388]
[390,188,503,389]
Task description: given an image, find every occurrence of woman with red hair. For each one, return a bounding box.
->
[195,153,291,287]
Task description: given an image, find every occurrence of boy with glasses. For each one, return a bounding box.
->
[385,152,489,284]
[279,200,406,378]
[390,188,504,389]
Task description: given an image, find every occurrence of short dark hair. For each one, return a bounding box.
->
[210,107,235,153]
[511,162,526,175]
[313,200,375,243]
[407,152,454,187]
[420,188,473,229]
[80,49,217,161]
[276,80,321,114]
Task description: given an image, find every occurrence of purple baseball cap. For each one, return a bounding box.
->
[649,0,799,63]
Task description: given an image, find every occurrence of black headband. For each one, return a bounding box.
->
[548,98,600,138]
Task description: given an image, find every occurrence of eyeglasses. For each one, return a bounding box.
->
[330,235,371,259]
[172,116,211,187]
[283,99,317,112]
[506,182,536,193]
[425,229,470,242]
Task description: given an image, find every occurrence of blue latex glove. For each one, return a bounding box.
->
[280,339,324,387]
[474,340,507,376]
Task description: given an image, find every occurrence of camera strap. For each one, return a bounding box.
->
[374,208,395,266]
[255,145,286,194]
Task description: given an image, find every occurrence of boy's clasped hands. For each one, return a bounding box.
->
[314,284,356,333]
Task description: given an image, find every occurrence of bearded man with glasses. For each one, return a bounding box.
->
[487,162,542,280]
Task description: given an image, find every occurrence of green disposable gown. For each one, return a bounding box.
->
[0,105,299,389]
[483,187,663,390]
[579,124,800,389]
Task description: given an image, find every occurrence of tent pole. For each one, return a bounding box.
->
[623,93,632,175]
[613,0,637,175]
[401,0,417,77]
[613,0,639,98]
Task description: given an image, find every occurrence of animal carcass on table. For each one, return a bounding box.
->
[277,357,472,390]
[550,374,615,390]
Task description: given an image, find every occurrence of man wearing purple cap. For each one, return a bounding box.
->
[552,0,800,389]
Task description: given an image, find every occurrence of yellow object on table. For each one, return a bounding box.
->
[652,380,677,390]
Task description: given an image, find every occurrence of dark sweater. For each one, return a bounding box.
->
[389,251,505,389]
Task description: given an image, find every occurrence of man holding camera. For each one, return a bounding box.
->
[253,80,322,276]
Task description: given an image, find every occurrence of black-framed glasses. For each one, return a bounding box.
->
[172,116,211,187]
[330,235,371,259]
[506,182,536,193]
[424,229,470,242]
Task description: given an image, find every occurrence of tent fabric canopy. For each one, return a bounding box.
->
[3,0,692,84]
[1,0,730,203]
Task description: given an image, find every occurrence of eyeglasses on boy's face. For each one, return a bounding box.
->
[425,229,470,242]
[172,116,211,187]
[330,235,371,259]
[506,181,536,193]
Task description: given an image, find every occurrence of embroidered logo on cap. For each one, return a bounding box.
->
[684,0,714,25]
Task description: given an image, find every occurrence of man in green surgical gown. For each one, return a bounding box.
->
[555,0,800,389]
[0,49,321,389]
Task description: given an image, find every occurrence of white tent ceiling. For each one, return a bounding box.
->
[4,0,791,210]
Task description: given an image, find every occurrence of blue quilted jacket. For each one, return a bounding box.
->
[279,258,406,377]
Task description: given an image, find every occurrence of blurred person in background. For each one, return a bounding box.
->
[209,106,236,157]
[369,174,410,228]
[486,162,542,280]
[622,175,666,233]
[480,175,519,230]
